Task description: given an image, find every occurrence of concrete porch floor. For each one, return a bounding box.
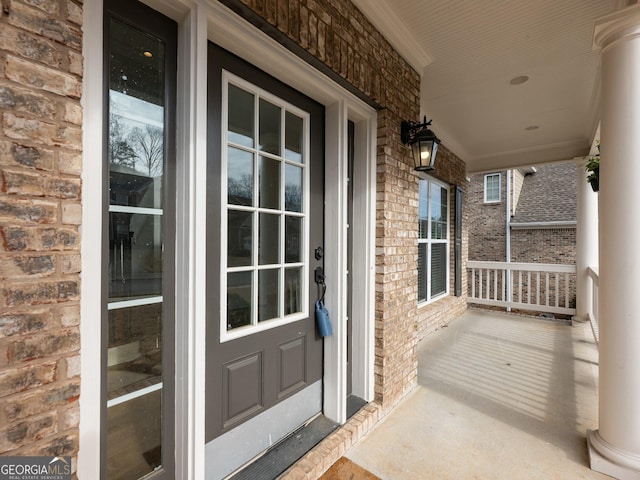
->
[345,309,608,479]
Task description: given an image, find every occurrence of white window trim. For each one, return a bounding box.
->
[484,172,501,203]
[81,1,377,478]
[220,72,311,343]
[417,176,450,306]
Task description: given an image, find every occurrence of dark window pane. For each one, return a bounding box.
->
[285,164,303,212]
[228,271,252,330]
[431,185,448,240]
[285,268,302,315]
[228,210,253,267]
[109,165,162,209]
[418,243,427,302]
[259,156,280,210]
[258,269,279,322]
[259,99,281,155]
[285,216,302,263]
[418,180,428,239]
[285,111,303,162]
[109,213,162,301]
[107,389,161,480]
[431,243,447,297]
[107,303,163,397]
[228,147,253,206]
[228,84,254,148]
[259,213,280,265]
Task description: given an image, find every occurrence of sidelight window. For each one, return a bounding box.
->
[222,72,309,341]
[103,3,176,478]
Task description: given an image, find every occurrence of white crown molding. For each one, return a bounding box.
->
[351,0,432,73]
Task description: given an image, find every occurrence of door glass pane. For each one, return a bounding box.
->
[228,147,254,206]
[228,210,253,267]
[109,92,164,209]
[107,389,161,480]
[285,267,301,315]
[258,269,279,322]
[285,216,302,263]
[259,213,279,265]
[228,84,254,147]
[107,303,163,397]
[109,213,163,301]
[259,156,280,209]
[285,111,303,162]
[285,164,303,213]
[228,271,252,330]
[259,99,281,155]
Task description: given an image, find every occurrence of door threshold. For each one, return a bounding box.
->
[227,415,339,480]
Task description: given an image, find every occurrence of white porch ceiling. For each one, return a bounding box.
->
[352,0,629,173]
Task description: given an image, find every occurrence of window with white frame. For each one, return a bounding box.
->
[484,173,501,202]
[222,73,310,341]
[418,178,449,303]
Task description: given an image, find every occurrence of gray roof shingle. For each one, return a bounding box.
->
[511,163,577,223]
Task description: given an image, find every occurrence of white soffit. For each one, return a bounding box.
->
[355,0,625,173]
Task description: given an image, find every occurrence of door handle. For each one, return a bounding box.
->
[314,267,326,302]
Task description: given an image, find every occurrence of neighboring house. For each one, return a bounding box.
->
[468,163,578,310]
[0,1,467,479]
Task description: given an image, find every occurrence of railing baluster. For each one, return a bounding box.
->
[479,268,483,299]
[527,271,531,304]
[472,268,476,299]
[518,271,522,304]
[493,269,498,301]
[555,273,559,307]
[546,273,550,306]
[536,272,540,305]
[565,273,569,308]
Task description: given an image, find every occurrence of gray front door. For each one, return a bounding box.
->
[205,44,325,476]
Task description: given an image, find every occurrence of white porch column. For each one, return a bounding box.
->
[588,6,640,479]
[575,157,598,323]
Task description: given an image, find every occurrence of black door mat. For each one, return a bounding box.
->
[229,415,340,480]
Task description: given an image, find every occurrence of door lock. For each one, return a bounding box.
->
[314,246,324,260]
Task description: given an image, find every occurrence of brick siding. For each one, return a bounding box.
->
[0,0,82,469]
[468,170,508,261]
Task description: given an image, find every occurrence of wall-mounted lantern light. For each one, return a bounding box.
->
[401,116,441,171]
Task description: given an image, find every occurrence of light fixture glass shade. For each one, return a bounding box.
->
[411,130,439,171]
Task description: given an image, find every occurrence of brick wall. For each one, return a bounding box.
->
[234,0,468,409]
[468,170,507,261]
[0,0,82,466]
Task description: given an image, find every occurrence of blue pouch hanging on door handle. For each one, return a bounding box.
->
[315,299,333,337]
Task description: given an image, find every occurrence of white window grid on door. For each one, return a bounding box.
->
[220,71,311,343]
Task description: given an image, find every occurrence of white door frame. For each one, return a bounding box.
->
[80,0,376,478]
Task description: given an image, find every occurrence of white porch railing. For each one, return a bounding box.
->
[467,261,577,316]
[587,266,599,345]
